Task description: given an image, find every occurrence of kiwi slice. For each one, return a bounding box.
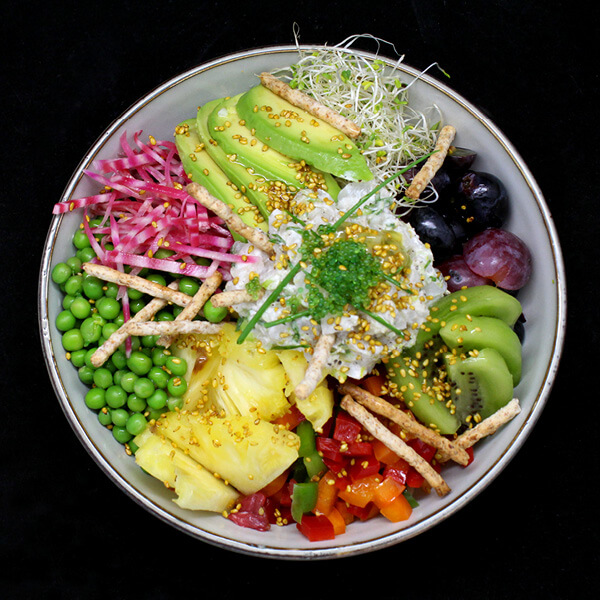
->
[444,348,514,423]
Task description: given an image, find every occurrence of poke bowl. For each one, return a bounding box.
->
[38,42,566,559]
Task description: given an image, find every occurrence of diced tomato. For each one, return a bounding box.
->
[349,455,381,482]
[297,514,336,541]
[333,411,362,443]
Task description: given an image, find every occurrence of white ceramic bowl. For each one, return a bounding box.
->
[39,45,567,559]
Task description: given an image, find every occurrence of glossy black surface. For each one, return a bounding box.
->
[2,1,597,598]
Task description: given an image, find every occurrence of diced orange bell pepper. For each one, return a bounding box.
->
[362,374,385,397]
[325,506,347,536]
[373,477,406,509]
[372,438,401,465]
[379,493,413,522]
[337,473,383,508]
[334,500,355,526]
[260,470,289,497]
[314,471,339,516]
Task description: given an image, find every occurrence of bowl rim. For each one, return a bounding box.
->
[38,43,567,560]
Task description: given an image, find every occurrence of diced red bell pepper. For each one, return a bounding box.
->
[333,411,362,443]
[272,403,305,430]
[316,437,344,463]
[345,501,379,521]
[408,438,437,463]
[383,458,411,485]
[463,446,474,467]
[349,455,381,482]
[343,441,374,457]
[296,514,336,541]
[406,469,425,489]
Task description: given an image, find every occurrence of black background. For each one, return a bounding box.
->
[2,1,598,598]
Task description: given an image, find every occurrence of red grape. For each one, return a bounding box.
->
[438,255,493,292]
[463,228,532,290]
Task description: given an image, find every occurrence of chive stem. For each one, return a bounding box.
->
[264,309,312,328]
[361,308,406,338]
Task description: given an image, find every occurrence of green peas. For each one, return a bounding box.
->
[104,281,119,298]
[120,372,138,393]
[66,256,82,273]
[114,312,125,327]
[146,273,166,287]
[56,310,76,332]
[111,350,128,370]
[133,377,155,399]
[105,385,127,408]
[127,394,147,413]
[112,426,132,444]
[93,367,113,389]
[113,370,126,386]
[128,298,147,314]
[62,329,84,352]
[96,297,120,320]
[64,274,83,296]
[178,276,200,296]
[62,295,76,310]
[111,408,130,427]
[147,389,168,410]
[167,376,187,397]
[203,297,228,323]
[151,348,170,367]
[126,413,147,436]
[51,262,72,285]
[102,322,119,340]
[166,356,187,377]
[82,275,104,300]
[127,287,144,301]
[127,351,152,376]
[70,349,87,368]
[78,365,95,385]
[72,228,91,249]
[76,247,96,263]
[167,396,184,411]
[70,296,92,320]
[141,334,159,348]
[85,388,106,410]
[98,409,112,426]
[155,310,174,322]
[148,366,168,389]
[80,316,104,345]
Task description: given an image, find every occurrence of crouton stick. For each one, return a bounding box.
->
[210,288,264,307]
[125,321,223,336]
[259,72,362,139]
[338,381,470,466]
[437,399,521,464]
[186,182,274,256]
[82,262,192,307]
[405,125,456,200]
[341,395,451,497]
[157,272,223,347]
[294,333,335,401]
[90,281,181,368]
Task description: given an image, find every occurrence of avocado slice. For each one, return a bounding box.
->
[439,314,522,386]
[175,118,267,242]
[207,95,341,198]
[236,84,373,182]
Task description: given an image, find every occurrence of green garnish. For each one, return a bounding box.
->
[245,277,263,301]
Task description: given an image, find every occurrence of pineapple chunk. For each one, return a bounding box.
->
[157,410,300,495]
[276,349,334,433]
[172,324,290,421]
[134,429,239,512]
